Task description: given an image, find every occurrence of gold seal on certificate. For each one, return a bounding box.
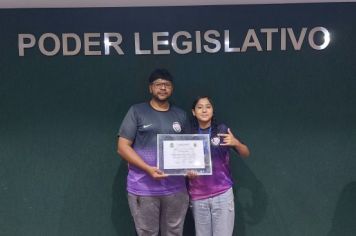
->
[157,134,212,175]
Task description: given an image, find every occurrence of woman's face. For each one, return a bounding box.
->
[192,97,214,123]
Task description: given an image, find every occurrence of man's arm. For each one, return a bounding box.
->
[117,137,167,179]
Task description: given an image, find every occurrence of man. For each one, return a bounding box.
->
[117,69,189,236]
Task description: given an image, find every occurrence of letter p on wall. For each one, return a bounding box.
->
[18,34,36,56]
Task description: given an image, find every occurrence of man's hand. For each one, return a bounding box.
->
[147,166,168,180]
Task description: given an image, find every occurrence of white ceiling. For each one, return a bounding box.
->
[0,0,354,8]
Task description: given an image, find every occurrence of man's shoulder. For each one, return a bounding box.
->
[130,102,150,111]
[170,104,186,114]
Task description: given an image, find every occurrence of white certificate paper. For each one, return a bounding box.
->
[163,140,205,169]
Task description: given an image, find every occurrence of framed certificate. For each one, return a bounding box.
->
[157,134,212,175]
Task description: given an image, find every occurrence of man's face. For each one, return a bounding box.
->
[149,78,173,102]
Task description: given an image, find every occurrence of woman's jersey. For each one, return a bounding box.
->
[188,123,234,200]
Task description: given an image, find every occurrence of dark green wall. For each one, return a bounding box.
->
[0,3,355,236]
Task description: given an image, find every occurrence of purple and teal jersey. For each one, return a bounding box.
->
[188,123,234,200]
[119,102,188,196]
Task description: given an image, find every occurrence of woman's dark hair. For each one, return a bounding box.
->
[191,96,218,136]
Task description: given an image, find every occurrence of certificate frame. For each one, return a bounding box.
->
[157,134,212,176]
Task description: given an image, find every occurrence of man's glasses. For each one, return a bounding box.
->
[152,82,173,89]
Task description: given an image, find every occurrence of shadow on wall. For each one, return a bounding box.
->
[183,205,196,236]
[327,181,356,236]
[232,155,269,236]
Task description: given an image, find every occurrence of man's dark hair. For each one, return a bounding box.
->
[148,69,173,83]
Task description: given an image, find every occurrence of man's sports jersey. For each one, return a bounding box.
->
[188,123,234,200]
[119,102,188,196]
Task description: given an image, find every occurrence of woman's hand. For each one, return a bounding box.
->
[186,170,198,179]
[218,128,250,157]
[218,128,240,146]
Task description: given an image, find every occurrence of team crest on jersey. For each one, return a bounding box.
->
[172,122,182,133]
[211,136,220,146]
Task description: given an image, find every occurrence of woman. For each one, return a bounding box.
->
[188,96,250,236]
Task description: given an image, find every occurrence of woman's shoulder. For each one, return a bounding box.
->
[216,123,229,133]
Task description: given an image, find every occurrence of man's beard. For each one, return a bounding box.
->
[152,93,170,103]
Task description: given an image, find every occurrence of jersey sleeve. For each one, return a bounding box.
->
[217,123,229,134]
[118,106,137,141]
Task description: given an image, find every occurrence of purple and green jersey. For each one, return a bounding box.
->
[188,124,235,200]
[119,102,188,196]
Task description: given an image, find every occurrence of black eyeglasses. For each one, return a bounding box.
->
[152,82,173,89]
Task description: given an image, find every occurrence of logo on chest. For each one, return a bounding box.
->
[211,136,221,146]
[172,122,182,133]
[142,124,152,129]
